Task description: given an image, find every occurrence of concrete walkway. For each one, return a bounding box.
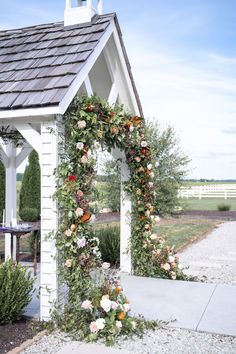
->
[24,273,236,337]
[121,275,236,337]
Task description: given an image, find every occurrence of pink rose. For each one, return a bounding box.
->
[81,300,93,310]
[134,156,141,162]
[150,233,158,240]
[75,207,84,217]
[81,155,88,164]
[111,301,118,310]
[65,229,72,237]
[78,120,86,129]
[89,321,98,333]
[161,263,171,271]
[76,142,84,150]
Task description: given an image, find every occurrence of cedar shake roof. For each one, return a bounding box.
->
[0,14,113,110]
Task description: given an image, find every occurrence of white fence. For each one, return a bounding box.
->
[179,184,236,199]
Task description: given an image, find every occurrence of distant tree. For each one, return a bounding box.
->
[102,160,121,212]
[19,150,41,221]
[101,121,190,215]
[146,121,190,215]
[0,161,5,223]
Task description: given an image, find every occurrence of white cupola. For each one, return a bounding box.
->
[64,0,103,26]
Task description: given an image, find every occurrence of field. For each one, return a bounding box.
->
[183,198,236,211]
[0,216,219,257]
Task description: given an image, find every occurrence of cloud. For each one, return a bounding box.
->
[125,43,236,178]
[221,128,236,135]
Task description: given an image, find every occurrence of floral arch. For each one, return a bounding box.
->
[53,95,183,343]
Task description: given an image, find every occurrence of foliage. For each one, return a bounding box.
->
[145,121,190,215]
[102,160,121,212]
[0,161,5,223]
[52,95,186,344]
[0,260,34,324]
[19,150,41,221]
[217,203,231,211]
[99,121,190,216]
[20,207,39,222]
[93,225,120,265]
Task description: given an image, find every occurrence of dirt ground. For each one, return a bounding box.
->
[0,319,43,354]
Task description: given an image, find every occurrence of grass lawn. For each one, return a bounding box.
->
[154,217,220,252]
[0,217,220,257]
[183,198,236,211]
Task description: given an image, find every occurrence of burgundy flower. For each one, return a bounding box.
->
[68,175,76,182]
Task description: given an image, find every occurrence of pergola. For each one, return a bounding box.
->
[0,0,142,320]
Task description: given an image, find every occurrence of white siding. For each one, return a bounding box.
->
[40,118,60,321]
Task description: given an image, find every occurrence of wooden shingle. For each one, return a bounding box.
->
[0,14,114,110]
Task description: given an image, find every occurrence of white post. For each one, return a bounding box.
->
[5,143,17,260]
[97,0,103,14]
[40,119,59,321]
[120,160,132,274]
[66,0,72,9]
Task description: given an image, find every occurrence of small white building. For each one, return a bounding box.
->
[0,0,143,320]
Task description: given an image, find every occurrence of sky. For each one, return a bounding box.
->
[1,0,236,179]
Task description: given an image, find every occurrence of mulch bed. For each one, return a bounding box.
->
[0,319,43,354]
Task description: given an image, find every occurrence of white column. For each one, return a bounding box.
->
[120,160,132,274]
[40,119,59,321]
[97,0,103,14]
[111,148,131,273]
[66,0,72,9]
[4,143,17,260]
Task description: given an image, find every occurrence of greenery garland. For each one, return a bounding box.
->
[53,95,185,344]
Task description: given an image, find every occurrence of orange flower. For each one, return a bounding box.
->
[132,116,142,126]
[115,286,122,294]
[117,312,126,320]
[125,120,131,129]
[111,127,119,135]
[80,211,91,223]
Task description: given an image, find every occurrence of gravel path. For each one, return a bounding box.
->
[22,328,236,354]
[178,221,236,285]
[22,221,236,354]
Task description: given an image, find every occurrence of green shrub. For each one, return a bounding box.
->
[19,150,41,221]
[93,225,120,266]
[217,203,231,211]
[0,260,34,324]
[20,207,39,221]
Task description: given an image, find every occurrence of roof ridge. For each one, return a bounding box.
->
[0,13,116,35]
